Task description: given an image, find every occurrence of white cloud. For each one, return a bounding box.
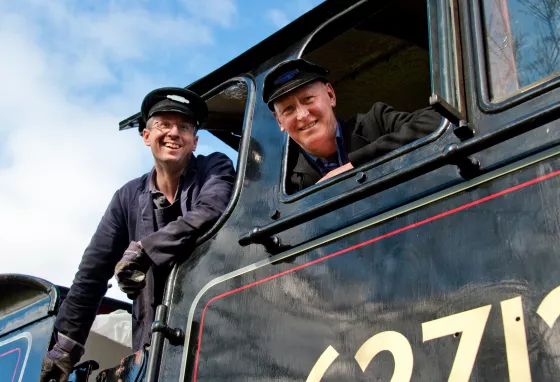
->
[180,0,237,27]
[0,0,235,301]
[265,9,290,29]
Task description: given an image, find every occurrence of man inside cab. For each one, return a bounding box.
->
[40,87,235,382]
[262,59,442,194]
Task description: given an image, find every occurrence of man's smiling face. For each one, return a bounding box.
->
[273,80,338,158]
[142,112,198,169]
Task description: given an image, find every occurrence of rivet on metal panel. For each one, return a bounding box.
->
[355,172,367,184]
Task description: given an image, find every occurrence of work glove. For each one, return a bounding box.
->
[115,241,152,300]
[40,333,84,382]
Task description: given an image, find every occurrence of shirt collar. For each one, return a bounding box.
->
[302,122,348,172]
[149,160,191,194]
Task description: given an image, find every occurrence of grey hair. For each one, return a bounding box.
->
[146,116,155,130]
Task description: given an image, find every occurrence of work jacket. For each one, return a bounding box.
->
[55,153,235,351]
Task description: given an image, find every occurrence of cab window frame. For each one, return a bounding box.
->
[470,0,560,112]
[194,75,256,245]
[278,0,457,203]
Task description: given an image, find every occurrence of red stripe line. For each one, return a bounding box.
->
[0,348,22,382]
[192,168,560,381]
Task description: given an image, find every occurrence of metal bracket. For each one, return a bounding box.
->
[444,144,481,179]
[430,93,464,126]
[430,94,475,142]
[255,235,282,253]
[152,320,185,346]
[455,156,481,179]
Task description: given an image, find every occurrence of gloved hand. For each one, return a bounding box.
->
[115,241,152,299]
[40,333,84,382]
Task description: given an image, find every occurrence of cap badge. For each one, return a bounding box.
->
[274,69,299,85]
[167,94,190,104]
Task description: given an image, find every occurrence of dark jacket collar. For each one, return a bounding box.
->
[138,155,198,237]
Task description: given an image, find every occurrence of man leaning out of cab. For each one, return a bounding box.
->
[262,58,443,194]
[40,87,235,382]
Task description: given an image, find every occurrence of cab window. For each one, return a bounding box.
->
[482,0,560,101]
[202,79,249,165]
[282,0,447,196]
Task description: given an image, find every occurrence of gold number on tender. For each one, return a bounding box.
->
[422,305,491,382]
[306,331,413,382]
[500,296,532,381]
[354,331,414,382]
[306,285,560,382]
[306,346,339,382]
[536,285,560,328]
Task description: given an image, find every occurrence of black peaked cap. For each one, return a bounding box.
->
[262,59,329,110]
[139,87,208,133]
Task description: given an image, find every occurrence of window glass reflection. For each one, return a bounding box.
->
[482,0,560,101]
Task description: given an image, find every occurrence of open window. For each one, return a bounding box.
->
[202,79,249,157]
[189,76,254,246]
[280,0,451,197]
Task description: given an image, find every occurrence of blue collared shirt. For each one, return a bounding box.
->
[303,122,349,176]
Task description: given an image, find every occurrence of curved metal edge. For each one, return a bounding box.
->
[295,0,371,59]
[0,274,59,314]
[179,143,560,381]
[468,0,560,113]
[195,75,256,247]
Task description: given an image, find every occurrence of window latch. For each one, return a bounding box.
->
[430,94,475,141]
[430,93,464,125]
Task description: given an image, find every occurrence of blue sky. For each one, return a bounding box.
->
[0,0,323,300]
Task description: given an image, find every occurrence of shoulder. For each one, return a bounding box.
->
[359,102,395,122]
[114,172,150,199]
[195,151,232,162]
[340,102,390,128]
[194,152,234,171]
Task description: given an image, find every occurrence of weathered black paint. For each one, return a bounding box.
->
[154,0,560,380]
[192,157,560,380]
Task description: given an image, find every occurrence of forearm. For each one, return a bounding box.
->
[54,256,116,345]
[55,191,129,345]
[349,105,442,167]
[142,195,229,266]
[143,155,234,266]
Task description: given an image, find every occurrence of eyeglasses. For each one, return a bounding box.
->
[152,120,196,134]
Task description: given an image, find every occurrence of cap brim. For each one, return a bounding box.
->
[267,74,326,110]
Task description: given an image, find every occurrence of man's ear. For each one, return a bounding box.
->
[192,135,199,152]
[325,83,336,108]
[142,129,151,146]
[272,111,285,132]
